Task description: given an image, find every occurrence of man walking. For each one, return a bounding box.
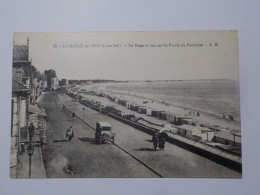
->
[72,112,76,121]
[66,126,74,141]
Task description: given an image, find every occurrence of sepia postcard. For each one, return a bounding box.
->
[11,31,241,178]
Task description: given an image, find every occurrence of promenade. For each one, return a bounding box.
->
[14,92,241,178]
[16,142,47,178]
[58,93,241,178]
[15,94,47,178]
[39,92,158,177]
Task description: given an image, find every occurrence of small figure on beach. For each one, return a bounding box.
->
[72,112,76,121]
[66,126,74,141]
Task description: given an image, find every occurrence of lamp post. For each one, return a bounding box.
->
[27,143,34,178]
[82,107,85,121]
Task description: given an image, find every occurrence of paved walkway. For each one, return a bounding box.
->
[59,93,241,178]
[39,92,158,178]
[16,142,47,178]
[15,93,47,178]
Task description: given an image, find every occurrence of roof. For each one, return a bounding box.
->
[12,80,30,92]
[137,119,162,130]
[178,125,214,134]
[159,124,178,133]
[197,126,215,132]
[215,132,241,144]
[178,124,198,131]
[98,122,111,127]
[29,104,47,117]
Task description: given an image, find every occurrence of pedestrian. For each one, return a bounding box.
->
[28,123,35,140]
[72,112,76,121]
[63,105,65,111]
[158,132,168,151]
[19,143,25,155]
[152,132,158,151]
[66,126,74,141]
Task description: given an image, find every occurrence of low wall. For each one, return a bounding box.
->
[109,113,242,173]
[108,113,158,135]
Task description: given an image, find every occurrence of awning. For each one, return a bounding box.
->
[29,104,46,117]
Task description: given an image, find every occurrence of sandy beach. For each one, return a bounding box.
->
[78,83,241,132]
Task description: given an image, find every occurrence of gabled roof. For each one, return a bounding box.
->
[12,79,30,92]
[29,104,46,117]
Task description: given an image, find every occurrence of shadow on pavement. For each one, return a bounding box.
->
[53,139,69,143]
[63,119,73,121]
[145,139,153,143]
[78,137,95,143]
[134,148,155,152]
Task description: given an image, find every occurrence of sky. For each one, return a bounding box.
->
[13,31,239,81]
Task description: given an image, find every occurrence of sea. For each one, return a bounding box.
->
[101,80,240,120]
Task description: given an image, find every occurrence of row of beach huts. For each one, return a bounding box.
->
[81,89,199,126]
[65,87,241,154]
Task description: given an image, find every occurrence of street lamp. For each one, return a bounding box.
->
[27,143,34,178]
[82,107,85,121]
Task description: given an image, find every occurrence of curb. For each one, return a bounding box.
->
[57,94,164,177]
[37,145,47,178]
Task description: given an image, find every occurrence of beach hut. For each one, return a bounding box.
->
[126,101,133,109]
[173,116,180,125]
[135,104,140,111]
[110,96,116,102]
[174,117,193,125]
[146,107,152,116]
[177,126,187,136]
[166,113,174,123]
[158,111,171,120]
[182,118,196,125]
[214,131,241,147]
[130,103,138,111]
[157,111,163,120]
[138,106,147,114]
[177,125,208,141]
[120,100,127,106]
[151,110,160,117]
[115,98,121,104]
[107,94,112,100]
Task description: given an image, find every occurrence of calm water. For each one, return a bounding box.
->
[104,80,240,118]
